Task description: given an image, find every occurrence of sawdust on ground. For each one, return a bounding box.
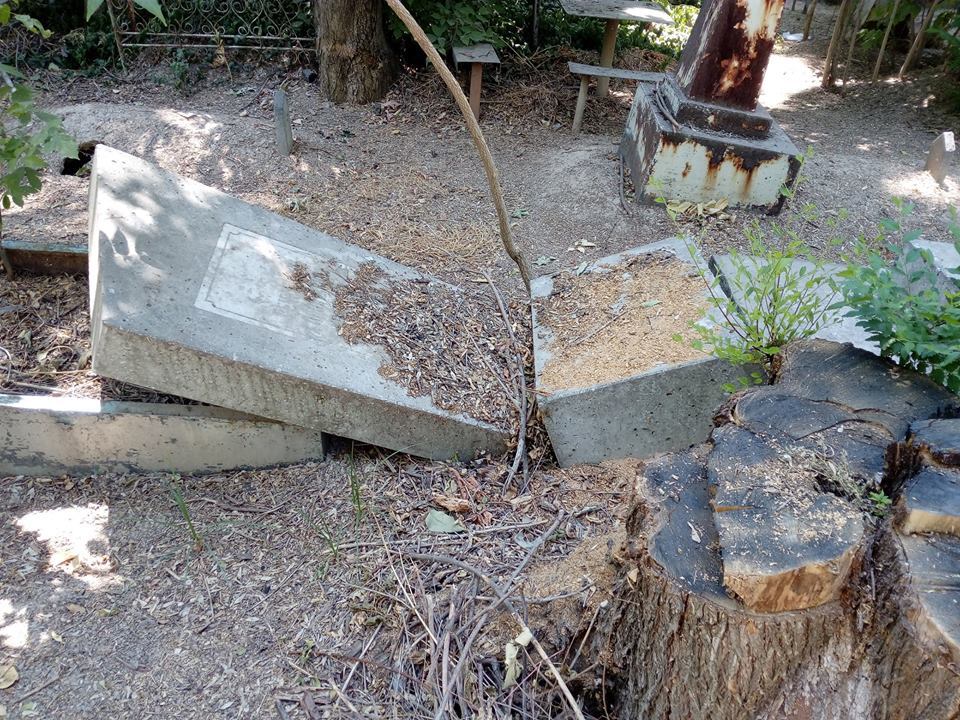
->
[538,253,709,392]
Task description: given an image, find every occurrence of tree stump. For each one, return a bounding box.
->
[589,341,960,719]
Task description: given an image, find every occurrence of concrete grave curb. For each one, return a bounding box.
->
[0,393,327,477]
[532,238,747,467]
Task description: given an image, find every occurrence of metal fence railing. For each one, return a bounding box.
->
[109,0,315,52]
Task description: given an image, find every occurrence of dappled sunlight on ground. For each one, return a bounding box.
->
[882,170,960,208]
[15,503,118,590]
[760,52,821,110]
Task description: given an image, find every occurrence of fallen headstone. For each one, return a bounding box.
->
[88,146,510,461]
[925,131,955,185]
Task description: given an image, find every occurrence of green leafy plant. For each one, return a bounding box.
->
[0,3,77,278]
[838,202,960,393]
[169,477,204,551]
[85,0,164,24]
[389,0,502,55]
[679,221,840,389]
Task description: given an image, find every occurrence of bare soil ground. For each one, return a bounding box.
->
[1,12,959,719]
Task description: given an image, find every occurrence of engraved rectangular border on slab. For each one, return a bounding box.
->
[194,223,333,338]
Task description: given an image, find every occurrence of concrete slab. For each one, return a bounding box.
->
[88,146,509,461]
[913,239,960,280]
[532,238,747,466]
[709,254,878,354]
[0,393,326,477]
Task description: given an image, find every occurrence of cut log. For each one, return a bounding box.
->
[595,450,863,720]
[912,418,960,467]
[897,466,960,536]
[709,424,868,611]
[866,527,960,718]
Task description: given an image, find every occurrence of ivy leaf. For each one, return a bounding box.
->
[85,0,106,21]
[134,0,167,24]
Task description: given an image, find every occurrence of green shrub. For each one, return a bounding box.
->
[838,204,960,393]
[0,2,76,276]
[680,221,839,388]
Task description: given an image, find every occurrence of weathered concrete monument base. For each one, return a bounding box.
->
[621,0,801,212]
[623,77,801,212]
[89,146,509,461]
[532,239,747,466]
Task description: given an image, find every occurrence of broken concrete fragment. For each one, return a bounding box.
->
[925,131,955,185]
[897,467,960,537]
[0,393,326,477]
[708,423,866,612]
[531,238,747,466]
[88,146,509,461]
[911,418,960,468]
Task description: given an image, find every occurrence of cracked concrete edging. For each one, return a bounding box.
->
[532,238,748,467]
[0,393,327,477]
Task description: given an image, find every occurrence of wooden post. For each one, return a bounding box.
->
[872,0,901,80]
[899,0,940,78]
[274,89,293,155]
[572,76,590,133]
[596,19,620,96]
[822,0,853,87]
[468,62,483,119]
[803,0,818,39]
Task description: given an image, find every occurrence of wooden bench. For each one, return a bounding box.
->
[568,61,662,133]
[453,43,501,119]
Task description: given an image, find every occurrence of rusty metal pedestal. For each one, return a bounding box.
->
[621,0,801,213]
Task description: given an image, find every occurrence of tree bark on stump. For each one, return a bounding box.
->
[313,0,394,103]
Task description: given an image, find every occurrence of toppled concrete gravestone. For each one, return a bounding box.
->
[88,146,510,461]
[531,238,746,466]
[587,340,960,720]
[0,393,326,476]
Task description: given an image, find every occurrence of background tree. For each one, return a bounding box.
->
[313,0,394,103]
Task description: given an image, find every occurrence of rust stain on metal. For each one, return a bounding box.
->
[675,0,785,110]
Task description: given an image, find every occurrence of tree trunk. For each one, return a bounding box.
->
[585,341,960,720]
[313,0,394,103]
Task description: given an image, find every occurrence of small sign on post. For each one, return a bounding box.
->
[925,131,955,185]
[274,89,293,156]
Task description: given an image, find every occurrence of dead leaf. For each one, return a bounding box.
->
[65,603,84,614]
[50,631,63,643]
[688,521,702,544]
[0,665,18,690]
[425,509,466,534]
[432,495,470,514]
[502,628,533,689]
[626,568,640,585]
